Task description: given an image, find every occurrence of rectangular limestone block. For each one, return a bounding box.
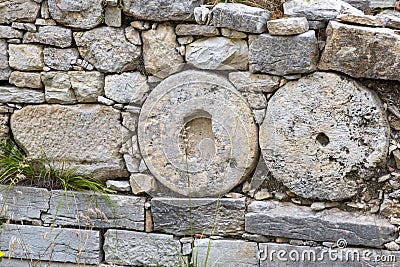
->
[42,190,145,230]
[0,224,100,264]
[245,201,397,248]
[0,85,45,103]
[151,197,245,236]
[104,230,181,266]
[0,186,49,222]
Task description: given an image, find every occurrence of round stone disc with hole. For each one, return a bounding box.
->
[260,72,389,201]
[138,70,258,197]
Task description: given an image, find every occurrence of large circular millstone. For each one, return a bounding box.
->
[260,72,389,201]
[138,70,259,197]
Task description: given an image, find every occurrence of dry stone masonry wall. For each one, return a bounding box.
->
[1,0,400,266]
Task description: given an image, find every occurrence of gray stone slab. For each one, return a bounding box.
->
[259,242,400,267]
[104,230,181,266]
[42,190,145,230]
[211,3,270,33]
[370,0,395,8]
[175,24,220,36]
[249,30,318,76]
[152,197,245,236]
[0,0,40,24]
[123,0,204,21]
[43,47,79,71]
[0,40,11,81]
[246,201,397,248]
[0,26,23,39]
[0,186,49,221]
[228,72,281,93]
[343,0,371,12]
[23,26,72,48]
[8,44,44,71]
[0,85,44,104]
[0,259,96,267]
[0,224,100,264]
[193,239,258,267]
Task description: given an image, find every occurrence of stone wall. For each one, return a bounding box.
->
[1,0,400,266]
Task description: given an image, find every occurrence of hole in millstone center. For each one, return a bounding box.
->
[316,132,330,147]
[183,110,216,161]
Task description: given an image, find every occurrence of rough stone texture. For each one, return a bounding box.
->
[194,239,258,267]
[151,198,245,236]
[267,17,309,35]
[41,71,76,103]
[138,70,258,197]
[130,173,154,194]
[0,40,11,80]
[0,259,93,267]
[106,180,131,192]
[23,26,72,48]
[0,0,41,24]
[104,72,149,104]
[175,24,220,36]
[0,186,49,221]
[123,0,204,21]
[370,0,395,8]
[74,27,141,73]
[250,31,318,76]
[260,72,389,200]
[42,190,145,230]
[211,3,270,33]
[69,71,104,102]
[0,224,100,264]
[246,201,397,248]
[343,0,371,12]
[221,28,247,38]
[142,23,184,77]
[0,114,9,141]
[11,105,129,180]
[336,14,385,27]
[104,230,180,266]
[320,21,400,81]
[122,111,139,132]
[377,10,400,29]
[8,44,44,71]
[125,26,142,45]
[228,72,281,93]
[105,6,122,27]
[241,92,267,109]
[259,242,400,267]
[186,37,248,70]
[0,26,23,38]
[0,85,45,103]
[9,71,42,89]
[283,0,363,21]
[11,22,37,32]
[48,0,102,29]
[43,47,79,71]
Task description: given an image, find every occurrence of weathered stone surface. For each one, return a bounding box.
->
[0,85,44,103]
[343,0,371,12]
[377,10,400,29]
[249,31,318,75]
[74,27,141,73]
[370,0,395,8]
[41,71,76,103]
[123,0,204,21]
[284,0,363,21]
[0,26,23,38]
[0,186,49,221]
[8,44,44,71]
[138,70,258,197]
[125,26,142,45]
[43,47,79,71]
[221,28,247,38]
[245,155,269,196]
[130,173,155,194]
[229,72,281,93]
[0,114,9,140]
[11,22,37,32]
[104,230,180,266]
[48,0,102,29]
[35,18,57,25]
[11,105,129,180]
[267,17,309,35]
[152,198,245,236]
[336,13,385,27]
[260,72,389,200]
[194,239,258,266]
[175,24,219,36]
[0,224,100,264]
[319,21,400,81]
[42,190,145,230]
[122,111,139,132]
[23,26,72,48]
[106,180,131,192]
[142,23,184,77]
[104,72,149,104]
[259,242,400,267]
[211,3,270,33]
[246,201,397,248]
[186,37,248,70]
[105,6,122,27]
[9,71,42,89]
[69,71,104,102]
[241,92,267,109]
[0,40,11,80]
[0,0,40,24]
[0,259,92,267]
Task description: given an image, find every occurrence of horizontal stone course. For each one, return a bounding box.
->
[0,85,45,103]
